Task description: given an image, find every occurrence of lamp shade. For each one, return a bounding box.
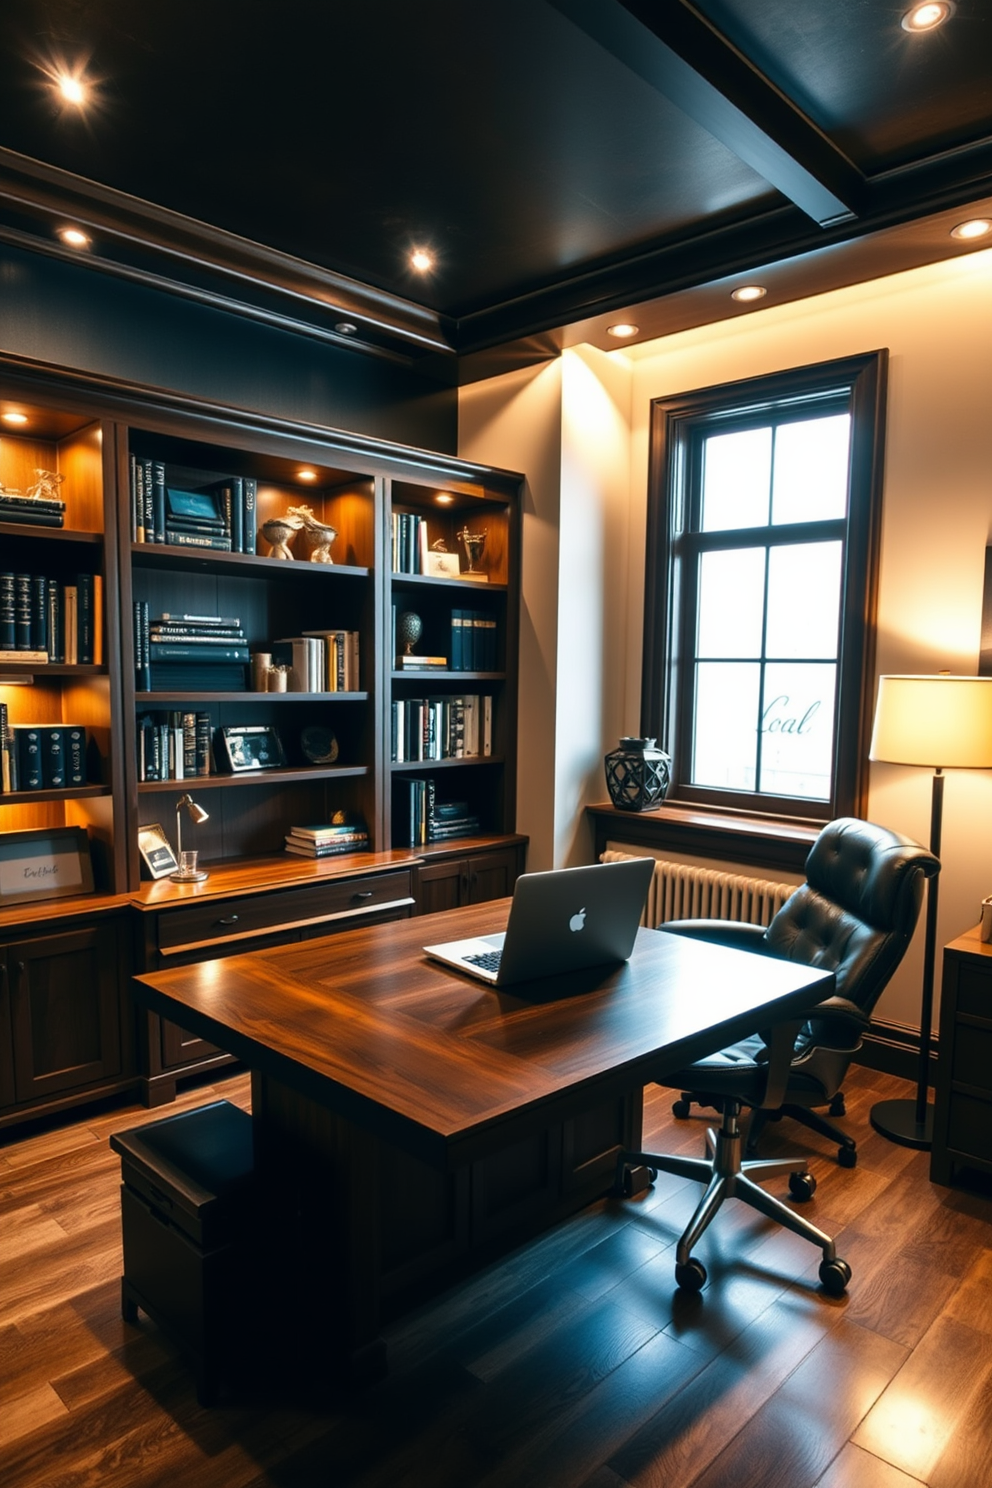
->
[869,674,992,769]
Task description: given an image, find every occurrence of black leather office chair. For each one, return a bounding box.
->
[616,817,939,1295]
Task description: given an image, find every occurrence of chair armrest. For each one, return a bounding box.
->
[661,919,768,953]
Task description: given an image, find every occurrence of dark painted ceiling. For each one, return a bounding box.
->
[1,0,990,378]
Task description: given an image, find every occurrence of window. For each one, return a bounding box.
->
[642,351,887,823]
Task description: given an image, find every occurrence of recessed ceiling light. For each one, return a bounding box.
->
[607,323,639,338]
[58,226,91,249]
[2,411,29,426]
[731,284,767,303]
[296,469,317,482]
[334,321,358,335]
[950,218,992,241]
[410,249,434,273]
[434,493,455,505]
[901,2,954,32]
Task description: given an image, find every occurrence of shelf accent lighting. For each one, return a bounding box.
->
[731,285,767,303]
[901,3,954,31]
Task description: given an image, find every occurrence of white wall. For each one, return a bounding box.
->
[459,246,992,1033]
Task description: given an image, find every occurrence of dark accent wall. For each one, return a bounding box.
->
[0,244,458,453]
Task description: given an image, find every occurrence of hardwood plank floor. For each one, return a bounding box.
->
[1,1065,989,1488]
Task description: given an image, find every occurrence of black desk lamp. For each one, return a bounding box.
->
[868,673,992,1148]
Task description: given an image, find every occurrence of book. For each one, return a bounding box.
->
[0,573,14,648]
[182,710,198,776]
[287,825,369,844]
[0,490,66,513]
[46,580,64,663]
[0,648,49,663]
[159,613,243,627]
[134,600,151,690]
[148,662,247,691]
[15,726,43,789]
[64,725,87,786]
[151,462,166,544]
[64,584,77,664]
[284,838,368,858]
[195,711,212,775]
[243,477,257,556]
[76,573,95,664]
[398,656,448,670]
[15,573,32,649]
[0,702,13,792]
[38,725,66,787]
[148,642,250,663]
[164,531,233,550]
[148,630,246,645]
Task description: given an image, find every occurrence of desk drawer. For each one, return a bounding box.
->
[157,872,414,957]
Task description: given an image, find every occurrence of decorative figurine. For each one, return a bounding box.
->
[27,469,67,500]
[286,504,338,563]
[261,513,304,559]
[396,610,423,657]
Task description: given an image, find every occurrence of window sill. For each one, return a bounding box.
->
[585,801,819,876]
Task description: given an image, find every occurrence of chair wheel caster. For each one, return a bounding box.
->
[788,1171,817,1202]
[618,1164,655,1197]
[819,1257,851,1295]
[672,1098,691,1119]
[838,1146,857,1168]
[675,1258,707,1291]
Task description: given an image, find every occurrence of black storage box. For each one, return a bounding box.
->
[110,1099,255,1404]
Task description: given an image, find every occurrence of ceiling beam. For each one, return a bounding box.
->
[549,0,863,227]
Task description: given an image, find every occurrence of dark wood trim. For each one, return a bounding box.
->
[641,349,887,826]
[587,801,817,877]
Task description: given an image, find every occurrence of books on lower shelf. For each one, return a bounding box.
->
[1,722,87,791]
[136,709,212,781]
[391,694,492,761]
[284,817,369,856]
[0,571,102,663]
[129,456,257,553]
[392,778,481,847]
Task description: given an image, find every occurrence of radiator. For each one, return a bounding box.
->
[601,850,797,928]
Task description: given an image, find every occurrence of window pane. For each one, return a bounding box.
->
[772,414,850,524]
[701,427,771,531]
[759,663,836,800]
[692,662,760,790]
[766,542,842,659]
[697,548,766,658]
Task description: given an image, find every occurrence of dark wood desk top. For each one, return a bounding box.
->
[133,900,833,1168]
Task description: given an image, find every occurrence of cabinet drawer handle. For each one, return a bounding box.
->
[216,915,240,926]
[352,891,373,902]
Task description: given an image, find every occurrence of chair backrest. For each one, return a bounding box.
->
[763,817,940,1015]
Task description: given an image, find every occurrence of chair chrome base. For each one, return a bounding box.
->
[617,1098,851,1295]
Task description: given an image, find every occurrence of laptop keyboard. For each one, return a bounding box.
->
[465,949,502,972]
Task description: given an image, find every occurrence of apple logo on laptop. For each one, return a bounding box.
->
[569,907,586,933]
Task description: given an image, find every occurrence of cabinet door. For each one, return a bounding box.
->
[6,923,123,1103]
[465,848,521,904]
[417,858,466,915]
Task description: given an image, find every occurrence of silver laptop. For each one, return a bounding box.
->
[424,857,655,987]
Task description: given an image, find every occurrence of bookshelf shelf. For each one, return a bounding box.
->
[138,764,369,793]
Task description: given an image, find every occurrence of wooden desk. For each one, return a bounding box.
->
[133,899,833,1381]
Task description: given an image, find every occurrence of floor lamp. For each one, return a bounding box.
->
[868,673,992,1148]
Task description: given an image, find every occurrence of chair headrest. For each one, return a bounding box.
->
[803,816,939,935]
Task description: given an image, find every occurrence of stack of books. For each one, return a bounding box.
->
[0,490,66,529]
[392,778,480,847]
[163,487,232,551]
[284,819,370,857]
[134,606,249,692]
[3,722,87,791]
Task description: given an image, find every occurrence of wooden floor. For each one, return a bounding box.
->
[2,1064,990,1488]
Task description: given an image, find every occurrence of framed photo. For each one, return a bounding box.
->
[137,822,179,880]
[218,724,286,773]
[425,550,461,578]
[166,487,223,522]
[0,826,95,907]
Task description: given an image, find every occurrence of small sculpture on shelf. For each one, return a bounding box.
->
[286,504,337,563]
[457,525,488,580]
[260,512,305,560]
[396,610,423,658]
[27,469,66,500]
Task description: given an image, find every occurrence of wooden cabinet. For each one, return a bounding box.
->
[932,927,992,1186]
[0,912,132,1127]
[415,839,527,914]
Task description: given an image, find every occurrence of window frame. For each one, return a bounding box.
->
[641,350,888,825]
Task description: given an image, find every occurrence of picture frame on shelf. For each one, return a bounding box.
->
[0,826,95,906]
[425,550,461,578]
[217,724,286,773]
[137,822,179,880]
